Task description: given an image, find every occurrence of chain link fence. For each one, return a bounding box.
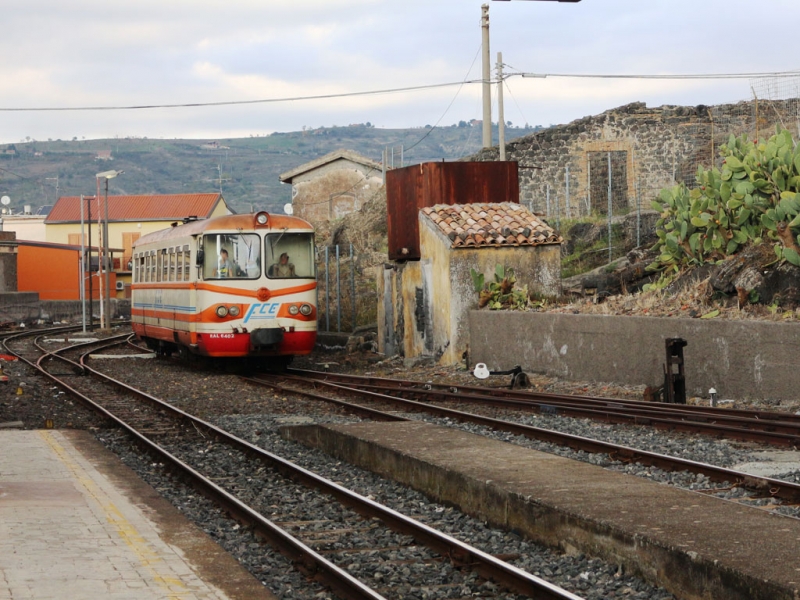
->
[315,243,378,334]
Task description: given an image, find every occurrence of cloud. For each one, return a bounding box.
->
[1,0,799,143]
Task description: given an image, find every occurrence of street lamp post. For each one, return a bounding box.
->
[95,170,123,330]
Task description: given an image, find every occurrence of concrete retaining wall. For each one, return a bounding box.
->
[469,311,800,403]
[0,292,40,324]
[39,299,129,322]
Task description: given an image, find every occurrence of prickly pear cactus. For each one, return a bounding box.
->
[649,127,800,272]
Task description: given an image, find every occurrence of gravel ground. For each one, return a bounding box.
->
[3,340,798,599]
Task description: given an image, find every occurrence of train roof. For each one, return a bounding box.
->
[133,212,313,248]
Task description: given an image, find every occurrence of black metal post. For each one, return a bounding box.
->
[663,338,687,404]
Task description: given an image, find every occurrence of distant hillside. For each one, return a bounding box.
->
[0,123,541,215]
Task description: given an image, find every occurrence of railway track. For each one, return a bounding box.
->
[246,369,800,507]
[292,370,800,446]
[2,329,587,600]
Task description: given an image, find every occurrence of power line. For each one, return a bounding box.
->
[405,43,483,154]
[2,69,798,114]
[0,80,484,113]
[514,70,800,80]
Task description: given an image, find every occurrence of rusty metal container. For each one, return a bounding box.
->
[386,161,519,261]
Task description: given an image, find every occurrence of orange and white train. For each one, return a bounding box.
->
[131,212,317,367]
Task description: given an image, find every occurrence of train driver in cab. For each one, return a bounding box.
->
[269,252,296,277]
[214,248,238,278]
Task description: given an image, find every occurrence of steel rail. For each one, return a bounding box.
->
[310,378,800,446]
[5,331,585,600]
[2,333,389,600]
[291,370,800,447]
[251,374,800,504]
[295,369,800,424]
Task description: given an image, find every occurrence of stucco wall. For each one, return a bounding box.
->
[445,244,561,365]
[417,215,562,365]
[1,216,46,242]
[469,311,800,403]
[378,217,563,366]
[377,260,427,361]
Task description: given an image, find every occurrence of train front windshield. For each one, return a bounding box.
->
[265,232,315,279]
[202,231,315,280]
[204,233,262,279]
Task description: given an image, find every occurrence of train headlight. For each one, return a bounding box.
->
[228,305,240,317]
[215,306,229,318]
[256,212,269,225]
[288,305,300,315]
[299,303,313,316]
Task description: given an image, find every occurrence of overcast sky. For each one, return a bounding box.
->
[3,0,799,144]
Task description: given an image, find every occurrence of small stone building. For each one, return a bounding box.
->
[279,149,384,223]
[379,202,561,366]
[469,99,800,219]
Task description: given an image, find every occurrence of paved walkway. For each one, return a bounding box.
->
[0,430,260,600]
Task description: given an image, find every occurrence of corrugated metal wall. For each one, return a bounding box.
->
[385,161,519,261]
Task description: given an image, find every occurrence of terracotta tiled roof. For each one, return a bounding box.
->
[46,193,227,223]
[421,202,561,248]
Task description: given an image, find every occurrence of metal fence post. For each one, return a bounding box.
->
[555,190,560,232]
[636,174,642,247]
[325,246,330,332]
[586,159,591,215]
[350,243,356,332]
[608,152,613,263]
[546,184,551,218]
[336,244,341,333]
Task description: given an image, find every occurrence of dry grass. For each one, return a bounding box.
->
[548,277,800,322]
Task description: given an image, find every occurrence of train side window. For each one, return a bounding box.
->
[161,250,169,282]
[138,255,145,283]
[183,245,191,281]
[176,248,183,281]
[144,253,150,283]
[169,248,176,282]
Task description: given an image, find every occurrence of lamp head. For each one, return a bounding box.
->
[96,170,124,180]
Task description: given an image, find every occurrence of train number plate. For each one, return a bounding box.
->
[208,333,236,339]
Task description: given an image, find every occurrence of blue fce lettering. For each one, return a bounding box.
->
[244,303,280,323]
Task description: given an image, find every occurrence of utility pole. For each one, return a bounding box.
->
[215,165,231,194]
[481,4,492,149]
[45,176,59,203]
[497,52,506,160]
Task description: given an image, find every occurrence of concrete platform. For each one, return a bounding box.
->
[0,430,273,600]
[282,421,800,600]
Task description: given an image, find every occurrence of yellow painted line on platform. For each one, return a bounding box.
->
[39,431,192,599]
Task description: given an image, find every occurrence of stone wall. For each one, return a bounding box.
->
[293,164,383,223]
[468,99,800,219]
